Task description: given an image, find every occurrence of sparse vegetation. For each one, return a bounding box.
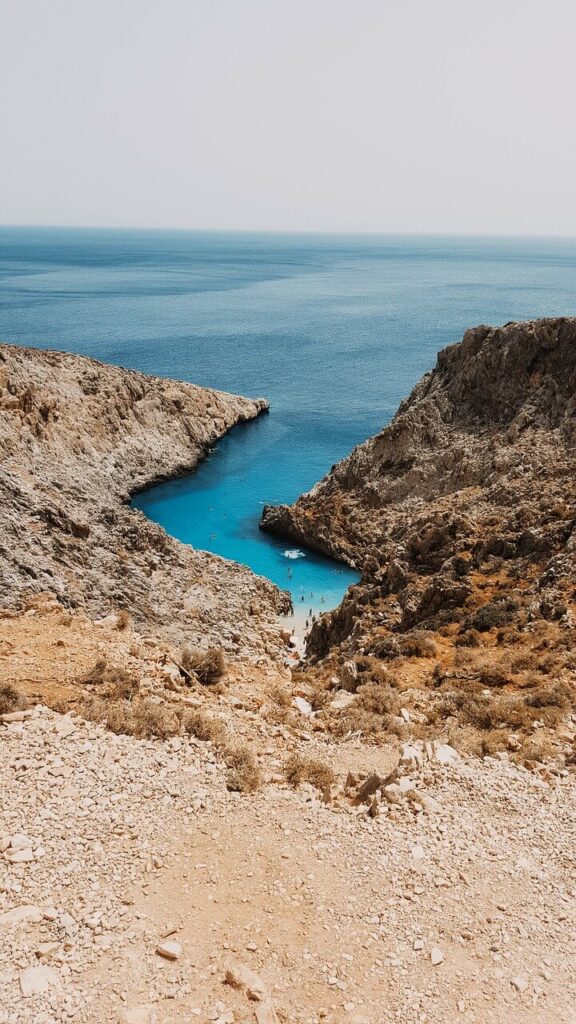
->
[181,708,228,746]
[115,609,131,630]
[223,745,261,792]
[284,753,335,792]
[81,696,180,739]
[0,683,28,716]
[180,645,226,685]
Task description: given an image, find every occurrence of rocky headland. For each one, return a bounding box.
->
[262,318,576,763]
[0,342,289,662]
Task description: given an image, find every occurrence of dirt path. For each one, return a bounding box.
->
[1,705,575,1024]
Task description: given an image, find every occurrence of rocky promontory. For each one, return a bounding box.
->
[0,342,288,661]
[263,318,576,760]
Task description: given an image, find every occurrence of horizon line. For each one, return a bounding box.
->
[1,223,576,242]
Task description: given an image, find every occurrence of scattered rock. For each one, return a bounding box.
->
[155,940,182,961]
[19,964,60,997]
[224,962,266,1000]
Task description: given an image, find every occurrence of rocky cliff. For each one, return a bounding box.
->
[262,319,576,756]
[0,343,288,661]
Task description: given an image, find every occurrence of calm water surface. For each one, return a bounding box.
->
[1,228,575,611]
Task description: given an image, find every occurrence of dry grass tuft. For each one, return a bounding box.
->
[78,658,139,700]
[81,696,180,738]
[115,609,132,630]
[181,709,228,746]
[181,646,226,685]
[284,753,335,792]
[224,745,261,792]
[0,684,28,716]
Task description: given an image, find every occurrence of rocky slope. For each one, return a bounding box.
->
[262,319,576,760]
[0,342,288,662]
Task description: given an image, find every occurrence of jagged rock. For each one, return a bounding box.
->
[224,962,266,1000]
[0,343,289,660]
[260,319,576,730]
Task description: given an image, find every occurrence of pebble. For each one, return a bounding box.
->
[430,947,444,966]
[511,975,529,993]
[155,940,182,961]
[19,964,60,997]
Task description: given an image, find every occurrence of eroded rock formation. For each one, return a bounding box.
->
[0,343,288,661]
[262,318,576,677]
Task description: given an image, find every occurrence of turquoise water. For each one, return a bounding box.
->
[1,228,576,612]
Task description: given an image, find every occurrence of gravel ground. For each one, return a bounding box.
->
[1,706,575,1024]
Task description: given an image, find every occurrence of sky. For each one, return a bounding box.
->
[0,0,575,235]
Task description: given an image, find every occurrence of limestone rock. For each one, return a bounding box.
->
[19,964,60,997]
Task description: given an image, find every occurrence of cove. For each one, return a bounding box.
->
[132,412,360,621]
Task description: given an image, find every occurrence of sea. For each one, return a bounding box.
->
[1,227,576,619]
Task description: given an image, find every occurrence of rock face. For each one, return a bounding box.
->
[261,318,576,661]
[0,342,288,659]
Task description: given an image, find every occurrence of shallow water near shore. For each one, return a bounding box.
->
[133,414,360,617]
[2,227,576,619]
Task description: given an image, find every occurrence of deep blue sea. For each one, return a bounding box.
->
[1,227,576,616]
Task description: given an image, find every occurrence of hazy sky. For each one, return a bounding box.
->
[1,0,575,234]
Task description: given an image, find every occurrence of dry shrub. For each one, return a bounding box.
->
[79,658,139,701]
[516,733,556,764]
[454,629,481,648]
[81,696,180,738]
[268,684,291,707]
[115,609,132,630]
[0,684,28,716]
[181,646,226,685]
[468,599,519,633]
[399,631,437,658]
[284,753,335,792]
[355,682,401,717]
[224,745,261,793]
[523,681,572,710]
[181,709,228,746]
[80,658,107,684]
[478,667,511,688]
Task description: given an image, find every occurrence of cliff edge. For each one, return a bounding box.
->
[0,342,288,661]
[262,318,576,760]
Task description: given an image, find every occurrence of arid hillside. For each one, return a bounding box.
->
[0,342,288,662]
[262,319,576,762]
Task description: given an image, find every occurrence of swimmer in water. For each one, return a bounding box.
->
[301,595,304,602]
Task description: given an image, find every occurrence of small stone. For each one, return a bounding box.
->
[413,939,424,951]
[155,940,181,961]
[1,710,33,723]
[224,962,266,1000]
[292,697,312,716]
[19,964,60,997]
[255,1001,280,1024]
[0,905,43,926]
[432,743,460,766]
[160,922,178,938]
[120,1007,158,1024]
[511,975,529,993]
[6,848,34,864]
[400,743,422,768]
[430,947,444,966]
[36,942,59,958]
[9,833,33,851]
[410,845,426,860]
